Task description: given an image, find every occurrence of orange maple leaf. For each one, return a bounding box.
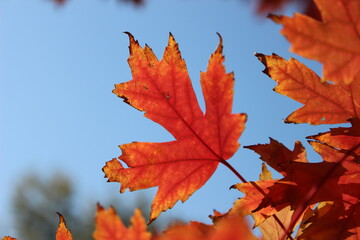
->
[256,53,360,125]
[257,206,294,240]
[56,213,72,240]
[231,180,278,226]
[103,33,246,222]
[270,0,360,84]
[230,163,294,239]
[158,214,257,240]
[2,237,17,240]
[93,204,151,240]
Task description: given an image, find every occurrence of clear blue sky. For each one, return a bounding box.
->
[0,0,335,236]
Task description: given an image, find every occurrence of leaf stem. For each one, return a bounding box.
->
[219,159,294,240]
[219,159,247,183]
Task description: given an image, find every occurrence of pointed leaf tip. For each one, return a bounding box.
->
[255,53,271,77]
[96,202,104,211]
[57,212,66,224]
[56,213,72,240]
[124,32,139,55]
[215,33,223,54]
[124,31,135,40]
[167,32,177,47]
[267,13,282,23]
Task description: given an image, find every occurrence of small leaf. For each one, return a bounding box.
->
[93,204,151,240]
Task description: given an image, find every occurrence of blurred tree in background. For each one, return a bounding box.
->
[12,173,92,239]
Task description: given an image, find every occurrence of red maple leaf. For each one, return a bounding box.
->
[234,141,307,232]
[222,163,294,239]
[246,138,360,239]
[103,33,246,222]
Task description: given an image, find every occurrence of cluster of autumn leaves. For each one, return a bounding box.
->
[4,0,360,239]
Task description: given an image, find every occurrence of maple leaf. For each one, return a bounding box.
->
[270,0,360,85]
[93,204,151,240]
[157,221,213,240]
[247,139,360,239]
[158,214,257,240]
[2,237,17,240]
[252,144,358,210]
[103,33,246,222]
[231,180,278,226]
[256,53,360,125]
[56,213,72,240]
[230,163,294,239]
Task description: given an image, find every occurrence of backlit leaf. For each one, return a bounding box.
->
[256,53,360,124]
[248,138,360,239]
[258,206,293,240]
[296,201,360,240]
[93,204,151,240]
[103,33,246,222]
[245,138,307,176]
[231,180,278,226]
[270,0,360,84]
[158,214,257,240]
